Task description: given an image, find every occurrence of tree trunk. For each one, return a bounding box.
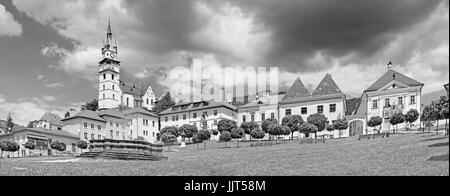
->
[204,141,206,149]
[436,120,439,135]
[225,142,227,148]
[291,132,294,140]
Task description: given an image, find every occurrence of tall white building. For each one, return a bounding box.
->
[98,20,156,111]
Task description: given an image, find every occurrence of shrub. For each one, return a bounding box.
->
[160,126,181,137]
[261,118,278,139]
[231,128,245,147]
[332,118,349,138]
[217,119,238,134]
[299,123,318,138]
[219,131,232,147]
[307,113,328,139]
[76,140,88,153]
[282,115,304,139]
[179,124,198,140]
[368,116,383,133]
[268,124,284,142]
[250,128,265,140]
[197,129,211,149]
[24,141,35,150]
[161,133,177,150]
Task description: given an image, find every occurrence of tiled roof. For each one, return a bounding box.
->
[119,80,148,96]
[61,110,106,122]
[365,69,423,92]
[282,77,310,101]
[312,74,342,96]
[280,93,345,105]
[10,128,78,139]
[122,107,158,117]
[159,100,237,115]
[239,94,285,109]
[345,98,361,115]
[98,109,127,119]
[40,112,63,126]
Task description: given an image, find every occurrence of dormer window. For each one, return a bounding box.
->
[392,84,396,88]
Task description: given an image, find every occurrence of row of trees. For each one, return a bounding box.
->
[421,96,449,135]
[0,139,89,158]
[158,112,350,149]
[367,109,420,134]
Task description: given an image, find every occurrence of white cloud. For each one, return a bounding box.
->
[42,95,57,102]
[0,4,22,37]
[0,96,65,126]
[45,82,64,88]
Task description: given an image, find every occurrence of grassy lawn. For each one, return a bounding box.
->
[0,133,448,176]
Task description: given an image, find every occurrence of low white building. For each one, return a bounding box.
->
[159,100,238,141]
[61,108,159,143]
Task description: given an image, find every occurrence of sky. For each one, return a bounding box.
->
[0,0,448,126]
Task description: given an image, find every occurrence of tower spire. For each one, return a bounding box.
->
[106,17,112,46]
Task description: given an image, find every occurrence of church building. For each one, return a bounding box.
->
[98,20,156,111]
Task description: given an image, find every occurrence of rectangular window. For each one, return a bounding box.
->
[213,120,217,127]
[285,109,292,116]
[243,115,246,122]
[110,130,113,138]
[193,113,197,118]
[116,131,119,137]
[98,135,102,140]
[261,113,265,121]
[165,117,168,122]
[398,97,403,105]
[183,114,186,120]
[143,119,145,125]
[91,134,94,139]
[271,113,275,119]
[318,105,324,114]
[146,98,149,105]
[385,98,390,107]
[214,110,218,116]
[116,123,119,128]
[251,114,255,122]
[372,100,378,109]
[203,112,208,118]
[301,107,307,115]
[84,122,88,128]
[410,95,416,104]
[98,125,101,130]
[330,104,336,113]
[153,121,155,127]
[172,116,175,121]
[84,133,87,139]
[110,121,113,126]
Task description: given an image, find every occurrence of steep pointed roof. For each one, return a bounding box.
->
[365,69,423,92]
[282,77,310,101]
[312,74,343,96]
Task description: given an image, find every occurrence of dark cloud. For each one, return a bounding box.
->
[227,0,443,71]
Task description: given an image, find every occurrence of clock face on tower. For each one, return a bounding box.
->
[104,51,116,60]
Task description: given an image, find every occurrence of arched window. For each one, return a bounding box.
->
[103,74,106,80]
[103,84,105,90]
[112,74,115,80]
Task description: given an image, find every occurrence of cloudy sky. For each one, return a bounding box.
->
[0,0,448,125]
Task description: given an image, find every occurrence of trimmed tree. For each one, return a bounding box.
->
[261,118,278,140]
[219,131,232,148]
[192,133,202,150]
[76,140,88,154]
[240,122,259,140]
[50,141,66,155]
[179,124,198,143]
[24,141,35,156]
[326,125,335,137]
[217,119,238,134]
[160,126,181,138]
[307,114,328,139]
[161,133,177,151]
[282,115,304,140]
[333,118,349,138]
[421,105,434,132]
[299,123,318,138]
[197,129,211,149]
[405,109,420,132]
[389,112,405,133]
[368,116,383,134]
[231,128,245,148]
[267,124,284,143]
[282,125,291,140]
[5,140,20,158]
[250,128,265,141]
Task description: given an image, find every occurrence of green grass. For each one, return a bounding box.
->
[0,133,448,176]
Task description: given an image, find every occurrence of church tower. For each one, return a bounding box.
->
[98,19,122,110]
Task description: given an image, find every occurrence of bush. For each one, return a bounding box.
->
[192,134,202,143]
[299,123,318,138]
[282,115,304,139]
[217,119,238,134]
[50,141,66,152]
[160,126,181,137]
[219,131,232,147]
[250,128,265,140]
[261,118,278,133]
[307,114,328,138]
[24,141,35,150]
[179,124,198,139]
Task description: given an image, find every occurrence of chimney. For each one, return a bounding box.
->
[387,61,393,70]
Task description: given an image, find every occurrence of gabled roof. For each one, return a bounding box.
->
[159,100,237,115]
[282,77,310,101]
[61,110,106,122]
[365,69,423,92]
[122,107,158,117]
[119,80,147,96]
[40,112,63,126]
[312,74,343,96]
[99,109,127,119]
[6,128,78,139]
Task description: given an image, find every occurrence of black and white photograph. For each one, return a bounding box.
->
[0,0,448,180]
